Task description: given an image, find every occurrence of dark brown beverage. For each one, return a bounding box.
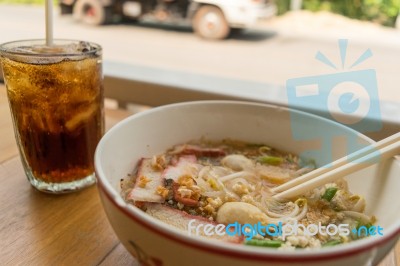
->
[0,40,104,192]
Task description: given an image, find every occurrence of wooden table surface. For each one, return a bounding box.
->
[0,83,398,266]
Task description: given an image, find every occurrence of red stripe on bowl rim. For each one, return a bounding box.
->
[96,177,400,263]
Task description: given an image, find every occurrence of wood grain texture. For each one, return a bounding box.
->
[0,83,398,265]
[0,157,119,265]
[99,243,139,266]
[0,83,136,265]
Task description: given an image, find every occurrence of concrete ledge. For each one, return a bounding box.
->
[1,60,398,141]
[103,61,286,106]
[104,60,400,141]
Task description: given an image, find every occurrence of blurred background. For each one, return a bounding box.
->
[279,0,400,27]
[0,0,399,104]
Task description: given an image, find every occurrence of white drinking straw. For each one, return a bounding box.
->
[45,0,53,46]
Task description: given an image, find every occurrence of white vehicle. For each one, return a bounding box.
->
[60,0,276,39]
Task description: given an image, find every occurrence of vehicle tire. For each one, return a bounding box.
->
[193,5,230,40]
[230,27,244,36]
[73,0,112,25]
[60,3,73,15]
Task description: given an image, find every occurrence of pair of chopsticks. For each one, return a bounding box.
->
[272,132,400,201]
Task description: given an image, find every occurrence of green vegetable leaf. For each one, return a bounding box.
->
[257,156,283,166]
[322,187,338,202]
[357,222,373,230]
[245,239,283,248]
[323,239,342,247]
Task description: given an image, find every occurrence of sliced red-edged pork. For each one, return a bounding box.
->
[145,203,243,244]
[172,181,199,207]
[127,158,164,203]
[162,155,202,182]
[172,144,226,157]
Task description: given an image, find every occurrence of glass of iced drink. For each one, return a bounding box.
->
[0,39,104,193]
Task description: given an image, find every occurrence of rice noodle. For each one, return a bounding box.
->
[219,171,247,182]
[267,204,299,218]
[342,211,371,223]
[229,177,253,188]
[258,191,300,219]
[215,177,241,200]
[210,166,232,178]
[225,191,241,201]
[197,166,211,180]
[352,197,366,212]
[194,175,211,191]
[239,195,285,224]
[291,203,308,221]
[123,140,375,248]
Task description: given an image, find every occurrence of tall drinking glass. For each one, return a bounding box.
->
[0,39,104,193]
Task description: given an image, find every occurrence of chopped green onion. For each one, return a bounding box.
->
[356,221,373,231]
[322,187,338,202]
[257,156,283,166]
[357,222,373,230]
[322,240,342,247]
[245,239,283,248]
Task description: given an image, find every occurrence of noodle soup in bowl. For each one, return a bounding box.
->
[95,101,400,266]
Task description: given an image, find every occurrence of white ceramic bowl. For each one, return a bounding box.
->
[95,101,400,266]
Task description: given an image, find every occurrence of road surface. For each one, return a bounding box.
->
[0,4,399,102]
